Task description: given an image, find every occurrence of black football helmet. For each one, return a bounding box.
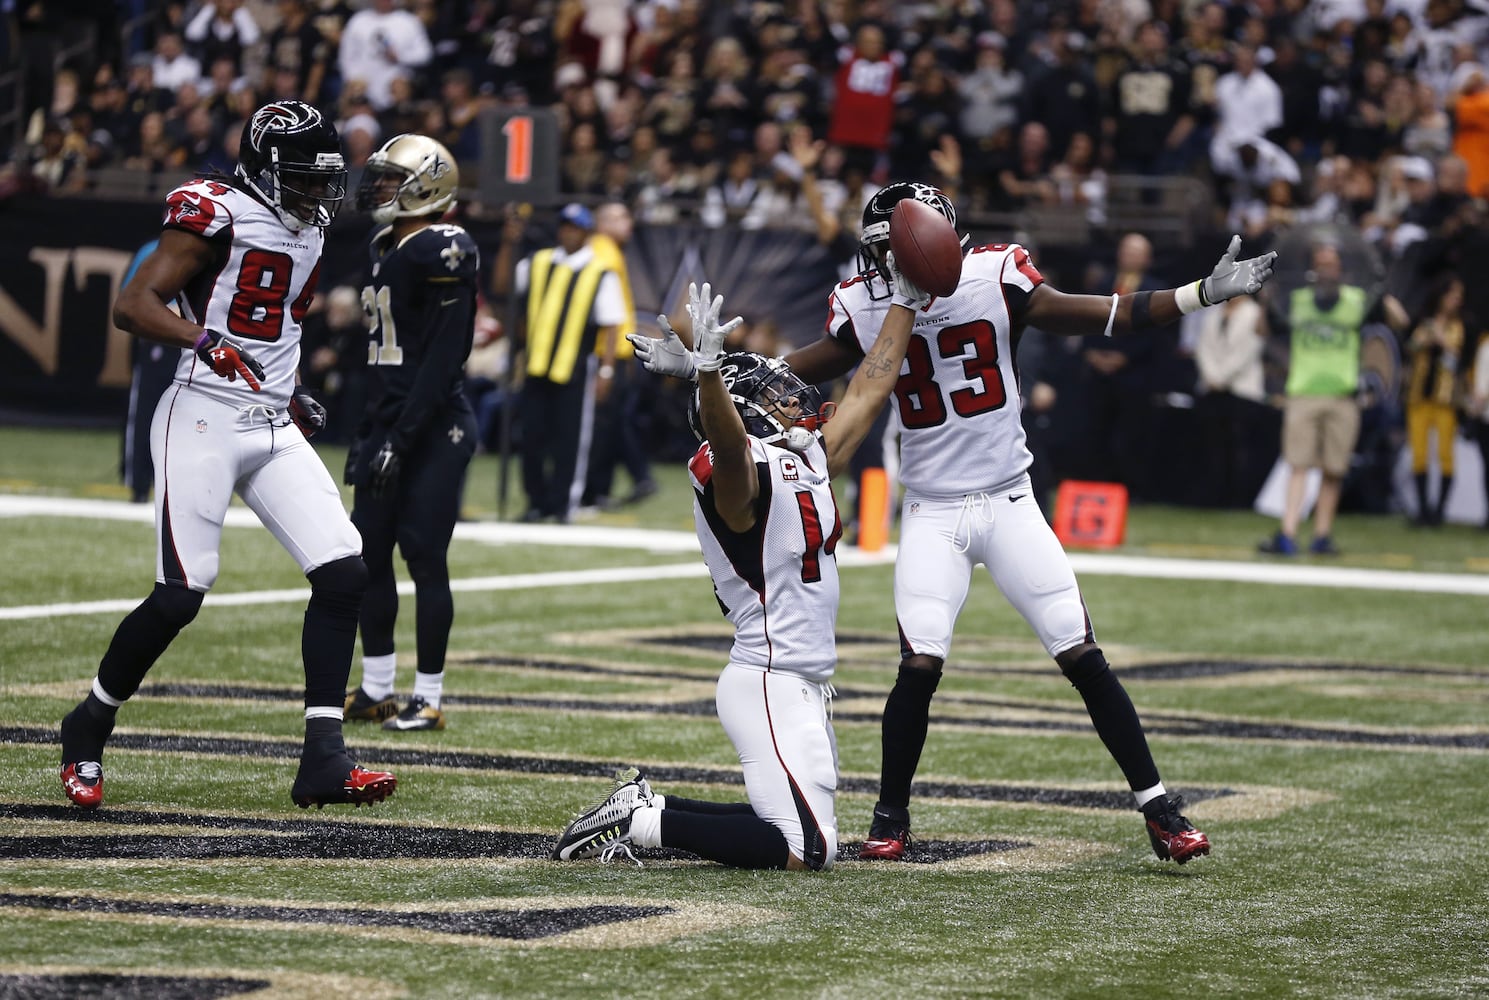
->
[238,101,347,230]
[688,352,827,452]
[858,181,965,296]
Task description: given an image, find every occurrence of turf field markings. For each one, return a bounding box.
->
[0,966,403,1000]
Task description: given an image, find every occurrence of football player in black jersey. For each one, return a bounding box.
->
[343,133,479,732]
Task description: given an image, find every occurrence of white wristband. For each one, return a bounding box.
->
[1175,280,1205,315]
[598,365,615,378]
[1101,293,1119,338]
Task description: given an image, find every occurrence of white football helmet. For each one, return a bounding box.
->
[355,133,459,224]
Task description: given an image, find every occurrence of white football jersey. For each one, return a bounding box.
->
[826,244,1045,498]
[161,177,324,409]
[690,433,842,682]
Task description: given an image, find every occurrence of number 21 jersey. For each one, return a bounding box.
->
[161,177,323,409]
[825,244,1044,499]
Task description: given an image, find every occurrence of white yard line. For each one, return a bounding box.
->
[1,495,1486,622]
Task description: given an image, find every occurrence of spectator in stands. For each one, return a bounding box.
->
[701,148,763,228]
[1209,43,1282,171]
[266,0,333,105]
[1049,131,1107,227]
[826,23,901,175]
[1194,293,1271,507]
[28,119,87,194]
[122,111,183,173]
[1449,61,1489,197]
[1404,272,1470,526]
[958,32,1022,182]
[700,36,754,149]
[562,122,606,195]
[1108,19,1197,175]
[123,54,169,125]
[439,68,484,162]
[757,41,819,130]
[1259,242,1410,555]
[151,31,203,93]
[893,54,962,179]
[184,0,261,78]
[643,50,702,153]
[1404,78,1455,161]
[994,120,1056,209]
[1022,30,1102,163]
[338,0,432,111]
[1212,134,1302,234]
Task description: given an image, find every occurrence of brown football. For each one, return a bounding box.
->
[888,197,962,297]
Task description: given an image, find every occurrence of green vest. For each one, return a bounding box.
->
[1285,285,1368,397]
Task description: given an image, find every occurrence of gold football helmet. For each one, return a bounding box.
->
[355,133,459,224]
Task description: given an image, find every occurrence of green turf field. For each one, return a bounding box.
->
[2,426,1486,999]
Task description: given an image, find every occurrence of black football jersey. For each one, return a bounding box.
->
[361,222,480,436]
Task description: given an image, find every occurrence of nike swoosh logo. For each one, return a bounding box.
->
[1009,494,1025,502]
[441,297,458,306]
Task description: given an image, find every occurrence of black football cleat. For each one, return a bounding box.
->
[343,686,398,723]
[859,803,912,861]
[1143,794,1211,864]
[381,695,445,732]
[291,752,397,809]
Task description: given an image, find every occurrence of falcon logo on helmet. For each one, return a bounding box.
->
[237,100,347,231]
[688,352,828,454]
[858,181,967,299]
[356,133,460,225]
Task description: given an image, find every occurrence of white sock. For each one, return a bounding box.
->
[305,706,344,721]
[360,653,397,700]
[1134,782,1168,810]
[651,794,666,812]
[630,804,663,848]
[413,670,444,709]
[91,677,123,707]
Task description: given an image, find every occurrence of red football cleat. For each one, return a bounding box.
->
[61,761,104,809]
[859,803,912,861]
[291,757,397,809]
[1143,795,1212,864]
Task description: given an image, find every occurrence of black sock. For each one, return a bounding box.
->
[96,585,202,701]
[879,664,942,809]
[661,809,790,869]
[1415,473,1430,520]
[1062,648,1160,792]
[302,717,346,758]
[1436,475,1453,523]
[662,796,758,816]
[61,693,118,763]
[304,557,366,711]
[81,691,118,726]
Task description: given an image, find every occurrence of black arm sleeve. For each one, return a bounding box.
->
[386,283,474,453]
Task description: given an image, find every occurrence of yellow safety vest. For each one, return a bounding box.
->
[590,232,636,355]
[525,247,609,385]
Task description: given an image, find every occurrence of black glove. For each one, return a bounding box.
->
[369,440,401,498]
[343,437,362,487]
[289,385,327,437]
[194,329,266,390]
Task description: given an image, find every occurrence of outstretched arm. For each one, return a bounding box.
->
[692,284,756,530]
[822,252,927,478]
[1024,234,1277,337]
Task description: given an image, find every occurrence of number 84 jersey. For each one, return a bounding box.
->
[826,243,1045,499]
[163,177,323,410]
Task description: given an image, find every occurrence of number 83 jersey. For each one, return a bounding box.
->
[163,177,323,409]
[826,243,1045,499]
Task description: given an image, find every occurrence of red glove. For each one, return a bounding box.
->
[195,330,265,391]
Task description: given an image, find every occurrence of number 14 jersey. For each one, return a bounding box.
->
[825,244,1045,499]
[162,177,323,410]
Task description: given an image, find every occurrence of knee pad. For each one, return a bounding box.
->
[1059,647,1108,688]
[149,583,204,630]
[307,555,368,616]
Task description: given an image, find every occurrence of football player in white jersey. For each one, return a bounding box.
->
[633,182,1276,865]
[553,267,924,869]
[58,101,396,812]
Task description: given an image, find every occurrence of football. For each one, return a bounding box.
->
[888,197,962,297]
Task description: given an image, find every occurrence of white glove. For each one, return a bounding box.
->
[885,250,931,310]
[627,322,696,380]
[687,281,743,374]
[1201,235,1278,304]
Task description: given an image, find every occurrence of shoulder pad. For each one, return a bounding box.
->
[161,180,234,239]
[409,224,480,280]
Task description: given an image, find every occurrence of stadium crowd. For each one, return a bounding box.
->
[7,0,1489,524]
